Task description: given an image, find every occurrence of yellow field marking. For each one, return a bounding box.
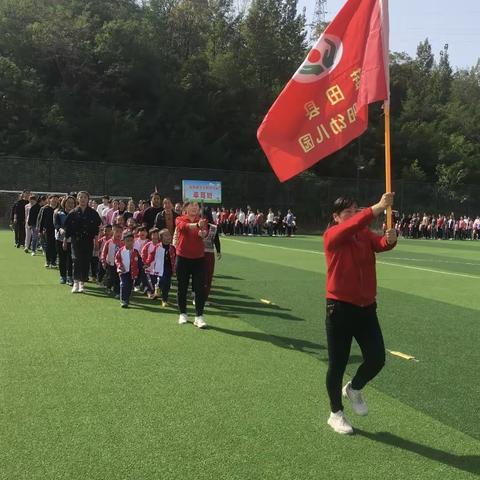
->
[260,299,275,305]
[387,350,419,362]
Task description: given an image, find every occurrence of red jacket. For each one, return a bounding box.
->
[101,238,124,266]
[115,246,143,279]
[323,208,396,307]
[146,243,176,276]
[175,215,205,259]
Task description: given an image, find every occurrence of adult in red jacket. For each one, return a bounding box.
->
[323,193,397,435]
[175,202,208,328]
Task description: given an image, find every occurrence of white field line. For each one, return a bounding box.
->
[385,256,480,267]
[224,238,480,280]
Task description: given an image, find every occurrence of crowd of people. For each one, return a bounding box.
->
[211,207,297,237]
[395,213,480,240]
[9,190,225,328]
[9,190,297,327]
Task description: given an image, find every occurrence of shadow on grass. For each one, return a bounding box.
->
[208,325,324,355]
[211,303,304,322]
[355,429,480,476]
[215,274,243,281]
[208,325,363,364]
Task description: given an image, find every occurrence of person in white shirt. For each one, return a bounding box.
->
[247,210,256,235]
[236,209,246,235]
[266,208,274,236]
[97,196,111,218]
[473,217,480,240]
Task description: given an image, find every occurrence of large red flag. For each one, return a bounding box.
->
[257,0,389,182]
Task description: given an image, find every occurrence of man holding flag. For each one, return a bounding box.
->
[257,0,398,434]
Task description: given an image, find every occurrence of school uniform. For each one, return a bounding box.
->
[133,238,148,288]
[100,238,123,294]
[115,247,151,306]
[146,243,176,302]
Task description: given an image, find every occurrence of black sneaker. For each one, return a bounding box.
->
[121,302,129,308]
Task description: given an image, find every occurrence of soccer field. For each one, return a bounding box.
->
[1,231,479,479]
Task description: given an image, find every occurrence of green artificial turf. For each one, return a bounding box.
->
[0,231,479,479]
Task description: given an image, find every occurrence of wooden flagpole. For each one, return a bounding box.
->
[384,102,392,229]
[381,0,392,230]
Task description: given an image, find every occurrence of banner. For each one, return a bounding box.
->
[182,180,222,204]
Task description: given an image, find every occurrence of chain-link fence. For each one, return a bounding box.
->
[1,156,479,230]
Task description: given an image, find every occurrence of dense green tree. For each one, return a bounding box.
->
[0,0,479,191]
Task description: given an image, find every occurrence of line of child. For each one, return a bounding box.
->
[98,224,175,308]
[14,192,221,327]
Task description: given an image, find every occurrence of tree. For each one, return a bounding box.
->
[436,162,468,202]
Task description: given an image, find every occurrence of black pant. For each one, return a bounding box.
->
[176,256,205,316]
[158,274,172,302]
[325,300,385,413]
[105,265,120,294]
[15,220,26,246]
[120,273,133,305]
[120,269,151,305]
[56,240,73,279]
[71,238,94,282]
[90,256,99,279]
[45,229,57,266]
[98,263,106,283]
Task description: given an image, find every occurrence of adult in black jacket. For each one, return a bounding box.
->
[39,195,60,267]
[154,197,178,236]
[142,192,163,230]
[64,191,101,293]
[28,195,46,254]
[10,191,29,247]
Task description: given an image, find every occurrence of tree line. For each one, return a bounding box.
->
[1,0,479,199]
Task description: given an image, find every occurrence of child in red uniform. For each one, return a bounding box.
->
[146,228,176,307]
[133,226,149,292]
[115,232,153,308]
[97,224,112,284]
[101,224,123,297]
[141,228,162,297]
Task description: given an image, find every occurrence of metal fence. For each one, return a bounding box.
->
[1,156,479,230]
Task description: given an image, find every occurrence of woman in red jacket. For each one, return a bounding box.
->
[175,202,208,328]
[323,192,396,435]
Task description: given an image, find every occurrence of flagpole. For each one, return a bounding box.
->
[381,0,392,230]
[384,101,392,229]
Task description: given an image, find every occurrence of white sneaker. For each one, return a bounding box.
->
[178,314,188,325]
[71,282,79,293]
[343,381,368,416]
[194,316,207,329]
[327,411,354,435]
[78,282,85,293]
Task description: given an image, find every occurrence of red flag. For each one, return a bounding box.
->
[257,0,389,182]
